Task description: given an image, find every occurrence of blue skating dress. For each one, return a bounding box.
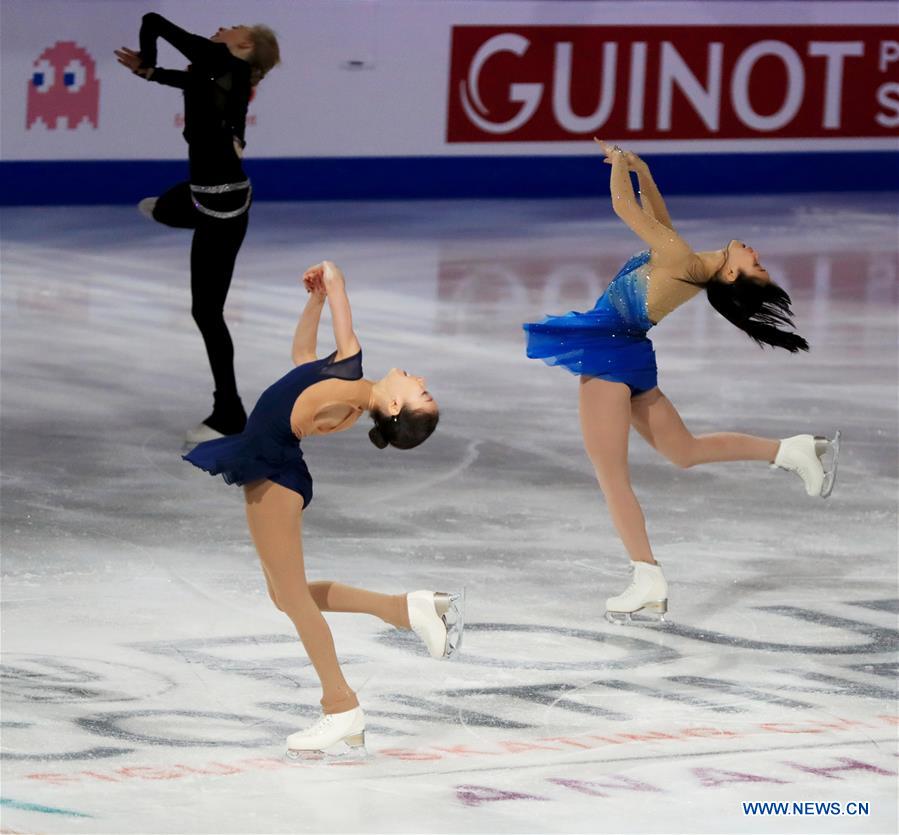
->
[183,351,363,507]
[523,251,658,395]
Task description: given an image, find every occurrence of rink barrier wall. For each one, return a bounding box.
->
[2,152,897,205]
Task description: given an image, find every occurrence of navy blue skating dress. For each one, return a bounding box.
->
[183,351,363,507]
[523,251,658,395]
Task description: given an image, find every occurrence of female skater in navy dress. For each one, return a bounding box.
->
[116,14,280,443]
[185,261,460,757]
[524,141,839,621]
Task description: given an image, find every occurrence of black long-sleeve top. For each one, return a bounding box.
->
[139,13,250,185]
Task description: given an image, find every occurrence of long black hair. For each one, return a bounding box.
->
[704,273,809,353]
[369,406,439,450]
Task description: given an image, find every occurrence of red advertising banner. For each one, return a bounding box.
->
[446,26,899,142]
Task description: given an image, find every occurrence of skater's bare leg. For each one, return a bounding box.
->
[263,568,412,630]
[262,555,450,656]
[630,388,778,466]
[579,377,655,564]
[308,582,411,630]
[244,479,358,714]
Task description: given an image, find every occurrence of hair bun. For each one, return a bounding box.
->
[368,426,388,449]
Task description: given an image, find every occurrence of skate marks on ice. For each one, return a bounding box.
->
[3,598,896,753]
[2,598,896,831]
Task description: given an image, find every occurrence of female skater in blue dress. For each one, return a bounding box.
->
[185,261,460,757]
[523,141,839,622]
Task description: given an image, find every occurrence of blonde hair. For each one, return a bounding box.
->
[248,25,280,87]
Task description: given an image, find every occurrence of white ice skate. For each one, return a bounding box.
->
[774,431,841,498]
[286,706,366,760]
[407,590,464,658]
[137,196,158,220]
[184,422,224,445]
[605,562,668,624]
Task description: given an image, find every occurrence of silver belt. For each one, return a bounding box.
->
[190,179,252,219]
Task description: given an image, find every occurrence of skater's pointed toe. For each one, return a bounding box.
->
[775,432,840,498]
[137,196,158,220]
[775,434,823,496]
[407,590,464,658]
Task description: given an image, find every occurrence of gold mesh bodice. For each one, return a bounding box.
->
[646,270,703,324]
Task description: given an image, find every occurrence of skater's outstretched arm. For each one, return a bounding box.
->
[596,140,689,264]
[597,143,674,229]
[138,13,231,75]
[321,262,362,360]
[293,269,328,365]
[633,158,674,231]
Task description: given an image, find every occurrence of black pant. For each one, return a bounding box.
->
[152,181,249,405]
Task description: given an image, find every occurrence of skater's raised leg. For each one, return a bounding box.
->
[307,582,460,659]
[630,388,777,466]
[307,581,411,629]
[630,389,839,497]
[142,181,196,229]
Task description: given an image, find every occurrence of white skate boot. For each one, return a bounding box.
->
[774,431,841,498]
[605,562,668,624]
[137,196,158,220]
[286,706,366,760]
[407,590,464,658]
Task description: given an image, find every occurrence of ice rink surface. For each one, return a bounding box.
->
[1,191,897,834]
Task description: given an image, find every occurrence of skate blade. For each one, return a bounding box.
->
[434,589,464,659]
[286,733,367,762]
[815,430,841,498]
[605,600,668,626]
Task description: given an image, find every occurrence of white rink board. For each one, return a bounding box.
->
[1,0,897,162]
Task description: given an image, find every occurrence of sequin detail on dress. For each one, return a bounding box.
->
[522,251,658,394]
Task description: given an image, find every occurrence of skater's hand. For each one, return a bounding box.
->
[302,264,326,299]
[595,139,646,173]
[115,47,153,79]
